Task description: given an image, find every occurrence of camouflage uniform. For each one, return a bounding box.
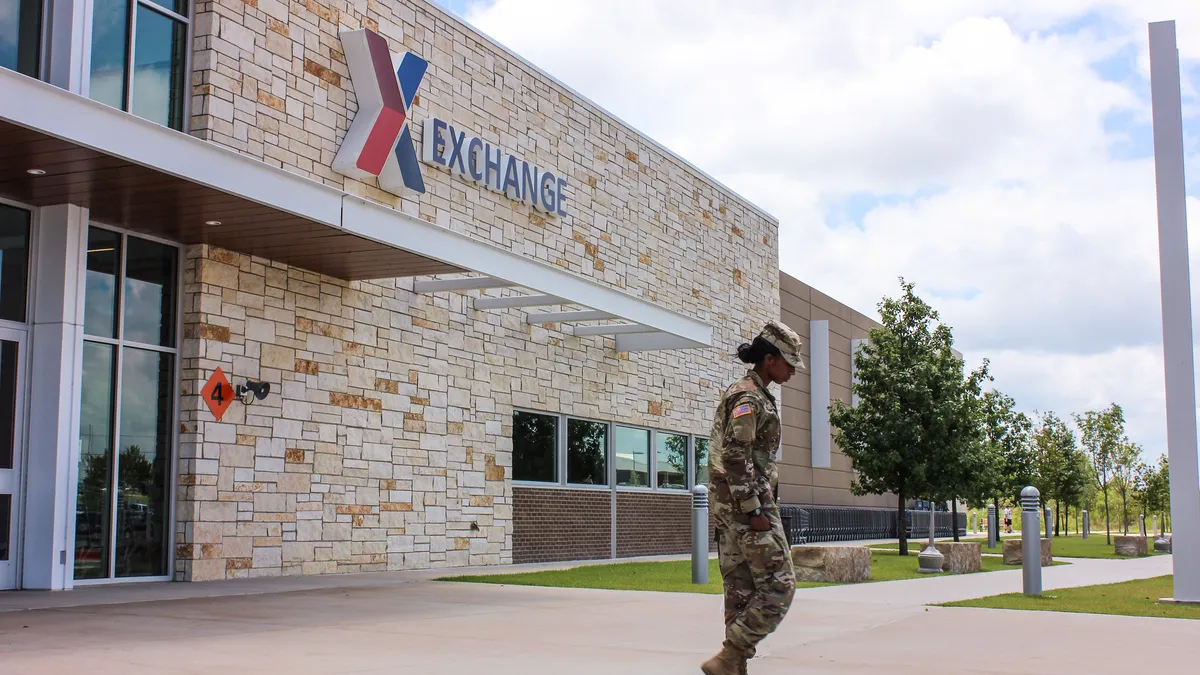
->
[708,321,804,660]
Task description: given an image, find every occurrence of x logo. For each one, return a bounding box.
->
[333,29,428,194]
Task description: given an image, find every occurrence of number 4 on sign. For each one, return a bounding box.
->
[201,368,234,421]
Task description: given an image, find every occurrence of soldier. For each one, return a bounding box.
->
[702,321,804,675]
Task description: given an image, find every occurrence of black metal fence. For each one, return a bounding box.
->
[778,505,966,545]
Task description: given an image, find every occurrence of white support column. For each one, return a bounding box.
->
[44,0,91,93]
[810,320,831,468]
[1148,20,1200,604]
[22,204,88,590]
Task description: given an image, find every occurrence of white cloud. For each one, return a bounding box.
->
[457,0,1200,462]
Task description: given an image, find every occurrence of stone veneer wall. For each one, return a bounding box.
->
[175,0,779,581]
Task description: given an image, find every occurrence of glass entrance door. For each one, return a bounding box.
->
[0,331,27,590]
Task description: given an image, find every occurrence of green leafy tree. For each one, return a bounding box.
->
[1138,455,1170,534]
[976,390,1035,528]
[1032,412,1088,536]
[830,279,989,556]
[1075,404,1125,544]
[1111,438,1142,535]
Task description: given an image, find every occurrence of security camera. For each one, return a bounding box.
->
[236,380,271,405]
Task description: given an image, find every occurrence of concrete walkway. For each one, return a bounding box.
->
[0,552,1191,674]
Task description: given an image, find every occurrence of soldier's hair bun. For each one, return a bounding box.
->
[736,337,780,365]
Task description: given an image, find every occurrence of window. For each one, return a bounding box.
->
[513,411,556,483]
[0,205,31,323]
[615,426,650,488]
[0,0,42,78]
[656,432,687,490]
[75,226,179,581]
[694,438,710,487]
[90,0,189,130]
[567,419,607,485]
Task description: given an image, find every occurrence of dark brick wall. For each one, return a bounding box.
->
[615,491,716,558]
[512,487,611,564]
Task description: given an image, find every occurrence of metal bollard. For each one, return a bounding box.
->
[1154,515,1159,536]
[987,503,998,549]
[971,512,978,535]
[692,485,709,585]
[1044,506,1053,537]
[1082,510,1090,539]
[1021,486,1042,597]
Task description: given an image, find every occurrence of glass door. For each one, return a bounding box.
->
[75,226,179,582]
[0,330,26,590]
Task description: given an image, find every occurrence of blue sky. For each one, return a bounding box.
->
[437,1,1200,463]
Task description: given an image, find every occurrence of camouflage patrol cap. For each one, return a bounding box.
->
[759,320,805,369]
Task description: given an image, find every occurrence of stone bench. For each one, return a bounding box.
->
[935,542,982,574]
[790,545,871,583]
[1114,535,1149,557]
[1003,538,1053,566]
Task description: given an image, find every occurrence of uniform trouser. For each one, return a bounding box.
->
[715,506,796,656]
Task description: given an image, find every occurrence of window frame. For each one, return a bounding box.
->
[512,408,703,495]
[72,221,183,585]
[83,0,194,133]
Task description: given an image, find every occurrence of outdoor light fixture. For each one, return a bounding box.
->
[236,380,271,405]
[204,220,222,226]
[26,168,45,175]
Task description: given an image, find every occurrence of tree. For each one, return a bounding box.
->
[1138,455,1171,535]
[1111,439,1142,535]
[974,390,1034,537]
[1075,404,1125,544]
[830,278,989,556]
[1032,413,1087,536]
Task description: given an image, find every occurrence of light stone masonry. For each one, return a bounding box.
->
[177,0,779,580]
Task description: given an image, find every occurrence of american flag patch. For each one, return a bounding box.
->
[732,403,753,419]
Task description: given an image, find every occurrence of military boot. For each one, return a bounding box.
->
[700,643,747,675]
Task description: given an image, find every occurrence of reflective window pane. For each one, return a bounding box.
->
[0,494,10,561]
[695,438,710,487]
[0,205,30,323]
[144,0,188,16]
[567,419,607,486]
[115,348,173,577]
[131,6,186,130]
[0,341,16,471]
[656,433,688,490]
[0,0,41,79]
[615,426,649,488]
[76,341,117,580]
[89,0,130,110]
[123,236,177,346]
[513,411,556,482]
[84,228,122,338]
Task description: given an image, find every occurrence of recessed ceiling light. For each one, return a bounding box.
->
[26,169,46,176]
[204,220,222,226]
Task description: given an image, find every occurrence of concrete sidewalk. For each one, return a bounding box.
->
[0,550,1189,674]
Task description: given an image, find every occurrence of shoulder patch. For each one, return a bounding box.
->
[732,403,753,419]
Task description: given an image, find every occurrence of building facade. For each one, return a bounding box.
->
[0,0,785,589]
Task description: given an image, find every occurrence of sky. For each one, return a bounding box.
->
[434,0,1200,464]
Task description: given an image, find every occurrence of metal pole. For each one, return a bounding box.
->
[987,503,997,549]
[917,500,944,573]
[1045,506,1053,538]
[1021,486,1042,597]
[1149,19,1200,604]
[1083,510,1090,540]
[692,485,709,585]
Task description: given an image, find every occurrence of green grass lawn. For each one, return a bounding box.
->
[954,534,1166,559]
[439,548,1029,594]
[941,576,1200,620]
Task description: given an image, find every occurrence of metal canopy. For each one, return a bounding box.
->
[0,68,714,352]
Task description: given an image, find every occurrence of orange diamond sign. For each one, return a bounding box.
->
[201,367,234,421]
